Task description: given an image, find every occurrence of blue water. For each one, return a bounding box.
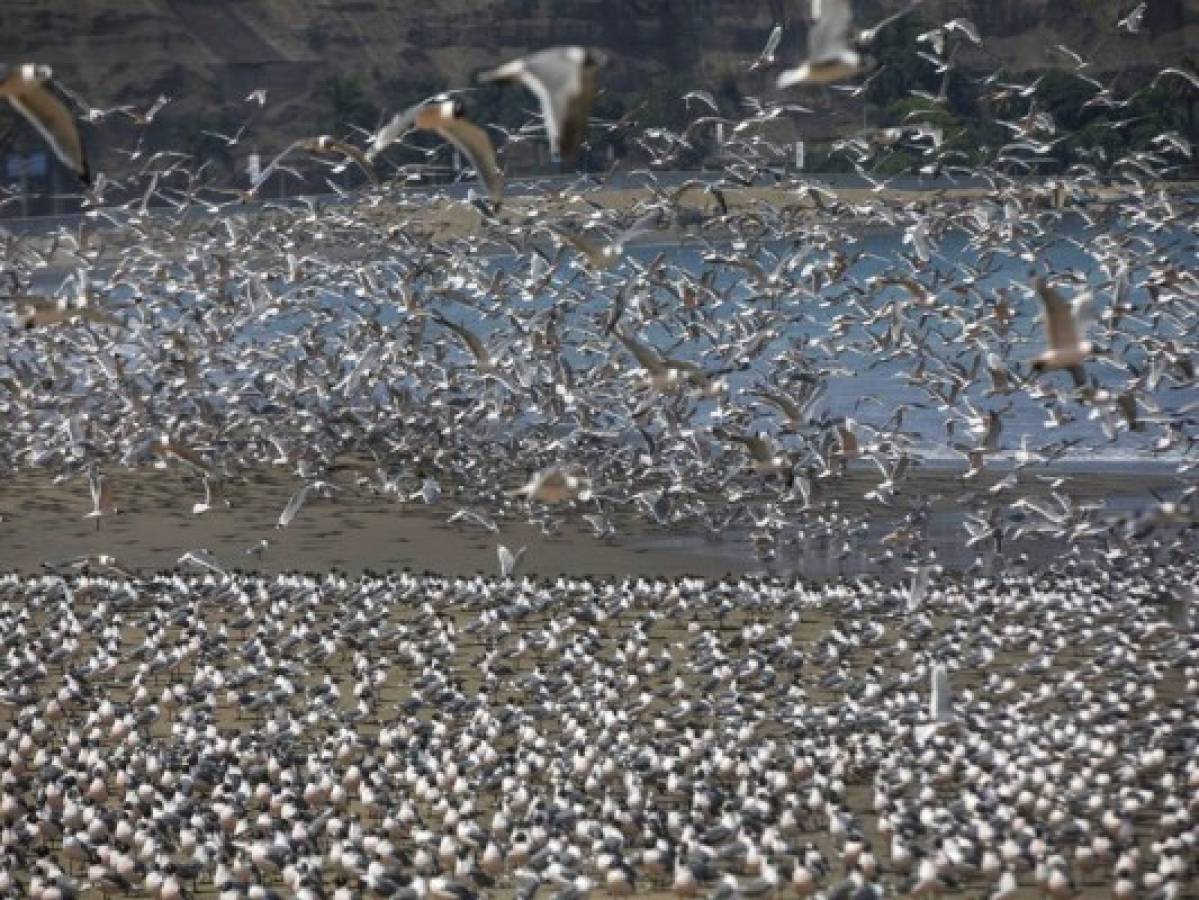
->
[7,210,1196,468]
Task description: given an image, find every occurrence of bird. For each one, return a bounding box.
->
[277,481,334,528]
[253,135,378,194]
[1030,276,1096,388]
[369,97,503,205]
[777,0,923,88]
[0,63,91,185]
[478,47,606,160]
[749,25,784,72]
[82,466,117,530]
[496,543,527,577]
[510,465,592,503]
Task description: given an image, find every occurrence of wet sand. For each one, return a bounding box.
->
[0,461,1182,577]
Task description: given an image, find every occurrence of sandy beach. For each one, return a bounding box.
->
[0,461,1183,578]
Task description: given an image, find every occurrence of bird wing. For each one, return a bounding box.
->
[252,139,306,193]
[433,313,490,365]
[809,0,855,60]
[277,483,314,528]
[4,75,90,185]
[1034,277,1080,352]
[322,138,380,186]
[481,48,595,159]
[1070,287,1097,339]
[366,103,424,161]
[427,114,504,207]
[762,24,783,60]
[613,327,664,372]
[546,223,607,268]
[614,210,664,250]
[88,468,104,507]
[523,48,596,159]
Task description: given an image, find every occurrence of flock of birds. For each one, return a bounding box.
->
[0,0,1197,894]
[0,556,1195,900]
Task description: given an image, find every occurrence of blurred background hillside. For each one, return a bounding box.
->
[1,0,1195,209]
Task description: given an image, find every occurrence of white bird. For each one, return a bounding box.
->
[1030,276,1096,388]
[277,481,334,528]
[778,0,862,88]
[1117,2,1147,34]
[83,466,117,530]
[497,544,527,578]
[510,465,592,503]
[749,25,784,71]
[479,46,605,160]
[907,565,932,611]
[778,0,923,87]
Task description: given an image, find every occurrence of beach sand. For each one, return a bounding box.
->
[0,461,1180,578]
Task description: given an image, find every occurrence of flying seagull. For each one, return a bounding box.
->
[510,465,592,503]
[0,63,91,185]
[369,97,504,206]
[478,47,605,160]
[1030,276,1095,388]
[749,25,784,72]
[497,544,528,578]
[253,135,378,194]
[778,0,924,88]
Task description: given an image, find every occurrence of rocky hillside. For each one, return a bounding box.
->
[0,0,1195,184]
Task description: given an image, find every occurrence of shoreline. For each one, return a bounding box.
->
[0,461,1182,578]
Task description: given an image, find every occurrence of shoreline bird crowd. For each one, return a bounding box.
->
[0,554,1195,898]
[0,2,1197,894]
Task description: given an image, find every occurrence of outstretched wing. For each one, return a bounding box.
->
[3,71,90,185]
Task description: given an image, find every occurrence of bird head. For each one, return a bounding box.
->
[20,63,55,84]
[583,48,609,70]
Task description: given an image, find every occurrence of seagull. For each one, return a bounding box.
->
[253,135,378,193]
[1117,2,1147,34]
[1030,276,1096,388]
[82,466,117,530]
[277,481,335,528]
[547,211,662,271]
[497,544,527,577]
[0,63,91,185]
[749,25,784,72]
[546,213,661,273]
[411,98,505,205]
[510,465,592,503]
[369,97,503,205]
[176,549,227,576]
[12,294,119,329]
[478,47,606,160]
[778,0,923,87]
[447,508,499,533]
[916,663,957,743]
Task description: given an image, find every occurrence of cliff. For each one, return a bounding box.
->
[0,0,1195,182]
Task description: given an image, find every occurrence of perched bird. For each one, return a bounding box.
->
[479,47,606,160]
[0,63,91,184]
